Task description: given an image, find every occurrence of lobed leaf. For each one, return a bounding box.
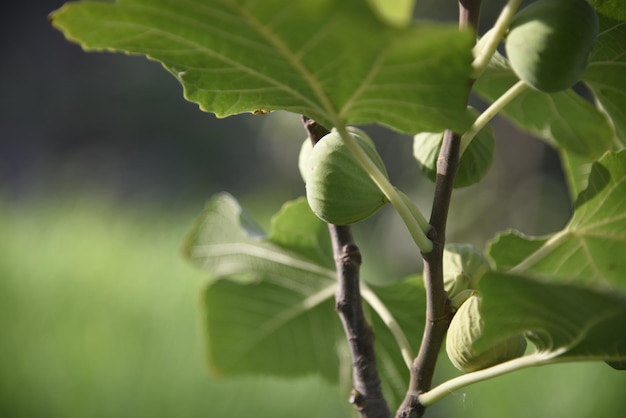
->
[183,194,424,400]
[183,194,340,378]
[51,0,474,134]
[584,15,626,146]
[363,276,425,408]
[559,149,597,200]
[557,15,626,201]
[476,272,626,363]
[488,150,626,295]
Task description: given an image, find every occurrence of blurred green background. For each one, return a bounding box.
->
[1,1,625,417]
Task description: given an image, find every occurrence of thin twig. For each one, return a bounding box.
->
[395,131,458,418]
[395,1,483,417]
[302,116,390,418]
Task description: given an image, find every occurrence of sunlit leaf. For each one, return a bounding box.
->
[488,150,626,295]
[555,16,626,201]
[476,272,626,363]
[559,149,596,200]
[183,194,424,398]
[584,15,626,145]
[367,0,415,27]
[183,194,340,378]
[51,0,474,134]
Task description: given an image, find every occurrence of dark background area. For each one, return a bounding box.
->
[1,0,282,206]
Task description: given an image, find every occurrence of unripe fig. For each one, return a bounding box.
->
[443,244,490,303]
[446,295,527,372]
[414,107,494,188]
[505,0,598,93]
[298,138,313,183]
[305,129,388,225]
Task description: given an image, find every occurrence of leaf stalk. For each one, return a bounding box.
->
[396,2,483,417]
[418,351,562,406]
[303,116,390,418]
[460,79,529,154]
[334,124,433,253]
[361,283,415,369]
[471,0,524,78]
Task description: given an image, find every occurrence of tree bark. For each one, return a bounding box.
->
[302,117,390,418]
[395,1,483,417]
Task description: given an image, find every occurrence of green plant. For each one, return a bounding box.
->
[50,1,626,417]
[304,128,389,225]
[446,293,527,373]
[505,0,599,92]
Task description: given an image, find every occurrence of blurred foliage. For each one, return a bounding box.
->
[1,195,625,418]
[0,195,350,418]
[438,360,626,417]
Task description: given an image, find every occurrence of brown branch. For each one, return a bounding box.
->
[395,131,459,418]
[330,226,390,418]
[395,1,482,417]
[459,0,482,31]
[302,116,390,418]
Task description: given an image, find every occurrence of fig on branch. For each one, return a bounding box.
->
[505,0,599,93]
[298,138,313,183]
[305,129,389,225]
[446,294,527,372]
[443,244,490,303]
[414,107,494,188]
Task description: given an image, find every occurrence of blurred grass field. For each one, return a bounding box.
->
[1,194,625,418]
[0,194,349,418]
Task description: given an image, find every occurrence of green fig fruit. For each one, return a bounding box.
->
[446,294,527,372]
[413,107,494,188]
[505,0,599,93]
[443,243,490,303]
[305,128,388,225]
[298,138,313,183]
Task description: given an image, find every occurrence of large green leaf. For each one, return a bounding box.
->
[473,53,614,158]
[183,194,341,378]
[183,194,424,402]
[553,15,626,201]
[362,276,425,408]
[589,0,626,23]
[559,148,596,200]
[476,272,626,363]
[366,0,415,27]
[200,273,342,378]
[584,15,626,146]
[488,150,626,295]
[50,0,474,134]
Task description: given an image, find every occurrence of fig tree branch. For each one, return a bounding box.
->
[395,1,482,417]
[302,116,390,418]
